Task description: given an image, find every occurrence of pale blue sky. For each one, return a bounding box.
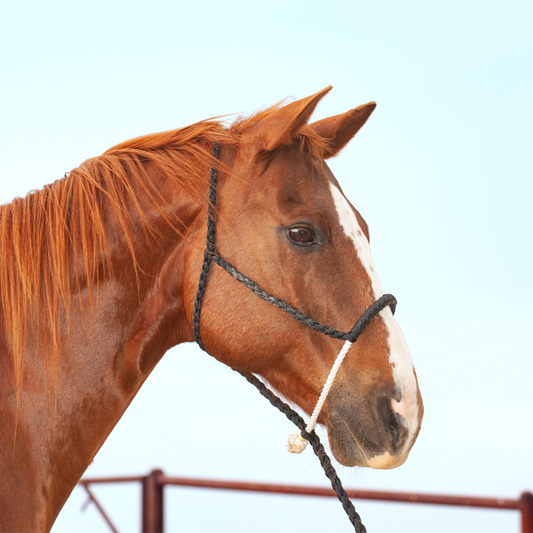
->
[1,1,532,531]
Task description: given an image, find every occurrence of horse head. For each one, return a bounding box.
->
[0,87,423,532]
[186,87,423,469]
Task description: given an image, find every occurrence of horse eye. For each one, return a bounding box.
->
[288,227,315,244]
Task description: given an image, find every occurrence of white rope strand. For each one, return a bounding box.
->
[287,340,353,453]
[306,340,353,433]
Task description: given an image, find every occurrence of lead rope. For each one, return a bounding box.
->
[192,143,397,533]
[239,371,367,533]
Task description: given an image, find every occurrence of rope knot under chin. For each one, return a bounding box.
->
[286,432,308,454]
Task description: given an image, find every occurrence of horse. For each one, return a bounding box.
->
[0,86,423,532]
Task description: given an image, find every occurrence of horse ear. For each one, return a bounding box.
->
[310,102,376,159]
[252,86,333,151]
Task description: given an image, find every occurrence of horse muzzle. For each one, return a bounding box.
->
[326,390,415,469]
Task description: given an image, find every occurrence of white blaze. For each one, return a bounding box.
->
[329,183,419,454]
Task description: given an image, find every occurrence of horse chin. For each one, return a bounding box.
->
[328,431,368,468]
[327,411,410,470]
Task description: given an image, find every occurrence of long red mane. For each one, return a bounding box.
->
[0,105,326,395]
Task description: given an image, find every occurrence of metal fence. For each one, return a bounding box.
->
[79,469,533,533]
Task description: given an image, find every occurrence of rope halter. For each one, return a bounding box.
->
[192,143,397,533]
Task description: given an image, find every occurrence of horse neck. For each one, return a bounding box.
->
[99,170,201,384]
[0,163,204,532]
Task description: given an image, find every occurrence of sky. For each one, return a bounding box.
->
[1,1,532,532]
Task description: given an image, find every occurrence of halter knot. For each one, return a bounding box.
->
[286,432,309,453]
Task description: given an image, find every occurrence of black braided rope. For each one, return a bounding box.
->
[192,143,220,351]
[192,142,398,532]
[239,371,367,533]
[212,254,396,342]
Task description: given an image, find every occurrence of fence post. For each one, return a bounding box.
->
[142,469,164,533]
[520,492,533,533]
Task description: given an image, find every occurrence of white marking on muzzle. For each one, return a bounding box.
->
[329,183,419,456]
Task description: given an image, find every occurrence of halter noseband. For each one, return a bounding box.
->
[192,142,397,533]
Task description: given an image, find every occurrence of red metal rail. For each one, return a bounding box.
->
[79,469,533,533]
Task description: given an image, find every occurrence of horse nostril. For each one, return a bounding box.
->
[376,395,407,450]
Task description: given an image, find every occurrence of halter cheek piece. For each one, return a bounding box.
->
[192,143,397,533]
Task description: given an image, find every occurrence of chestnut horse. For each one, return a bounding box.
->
[0,87,423,532]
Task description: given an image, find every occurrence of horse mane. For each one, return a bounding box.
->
[0,101,327,395]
